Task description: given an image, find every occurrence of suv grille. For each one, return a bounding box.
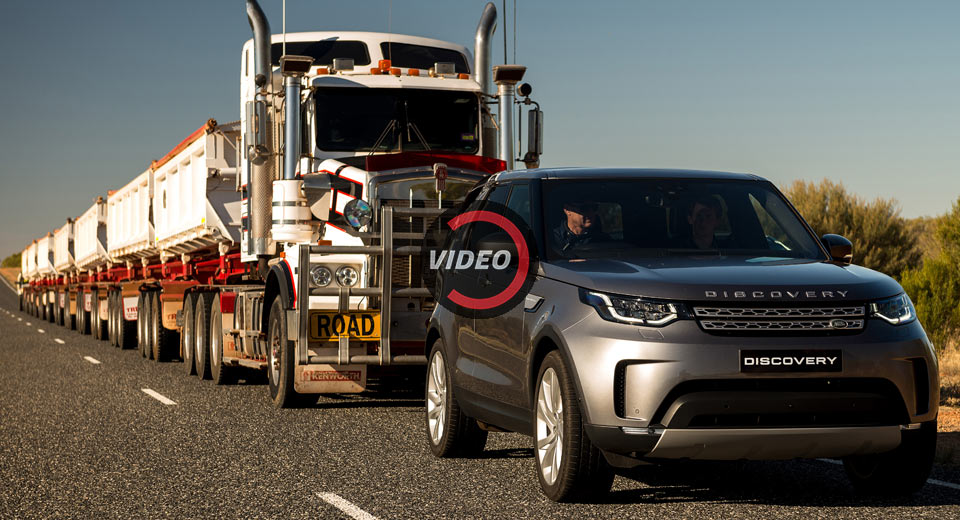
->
[693,305,865,333]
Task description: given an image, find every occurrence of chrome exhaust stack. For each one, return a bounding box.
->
[474,3,498,159]
[246,0,275,263]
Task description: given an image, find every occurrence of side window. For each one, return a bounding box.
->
[505,183,531,226]
[465,184,510,250]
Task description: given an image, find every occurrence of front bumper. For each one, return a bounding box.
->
[586,423,911,460]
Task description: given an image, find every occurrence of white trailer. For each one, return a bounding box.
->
[52,220,76,326]
[75,198,109,272]
[107,169,155,262]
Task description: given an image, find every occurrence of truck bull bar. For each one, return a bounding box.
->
[296,206,444,366]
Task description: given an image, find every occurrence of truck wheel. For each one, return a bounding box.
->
[117,301,136,350]
[534,350,614,502]
[92,290,103,340]
[152,291,179,362]
[136,293,146,354]
[78,290,89,335]
[66,302,75,331]
[194,293,212,379]
[266,297,311,408]
[141,292,152,358]
[209,294,236,385]
[112,291,122,347]
[107,291,116,346]
[425,339,488,457]
[843,418,937,495]
[181,294,197,375]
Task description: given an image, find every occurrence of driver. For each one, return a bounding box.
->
[686,195,723,249]
[553,200,610,254]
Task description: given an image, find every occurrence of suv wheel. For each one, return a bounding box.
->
[534,350,613,502]
[843,418,937,495]
[425,340,488,457]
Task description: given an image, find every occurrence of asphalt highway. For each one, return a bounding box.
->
[0,285,958,519]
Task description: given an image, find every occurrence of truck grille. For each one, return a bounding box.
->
[693,305,866,333]
[379,199,456,289]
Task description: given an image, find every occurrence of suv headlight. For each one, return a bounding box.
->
[579,288,679,326]
[336,265,359,287]
[310,266,332,287]
[869,293,916,325]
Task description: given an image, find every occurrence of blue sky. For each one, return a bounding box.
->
[1,0,958,257]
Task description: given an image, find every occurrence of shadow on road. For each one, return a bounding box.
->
[593,460,960,507]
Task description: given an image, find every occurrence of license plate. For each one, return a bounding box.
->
[308,312,380,341]
[740,349,842,373]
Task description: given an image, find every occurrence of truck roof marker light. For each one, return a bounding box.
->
[370,67,382,75]
[390,67,401,76]
[458,73,470,80]
[315,67,329,75]
[378,59,392,71]
[407,68,420,76]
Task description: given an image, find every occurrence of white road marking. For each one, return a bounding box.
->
[54,338,65,344]
[818,458,960,491]
[17,318,22,321]
[316,493,379,520]
[37,328,45,333]
[141,388,177,406]
[83,356,101,365]
[26,322,31,326]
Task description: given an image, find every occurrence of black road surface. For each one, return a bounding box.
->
[0,285,958,519]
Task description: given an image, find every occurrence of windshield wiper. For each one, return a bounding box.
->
[406,122,431,151]
[368,119,398,155]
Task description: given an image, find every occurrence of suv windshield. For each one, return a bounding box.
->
[542,178,826,261]
[314,88,479,153]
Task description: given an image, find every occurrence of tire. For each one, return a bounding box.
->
[136,293,145,354]
[108,291,117,346]
[266,297,312,408]
[65,301,75,331]
[425,340,488,457]
[151,292,179,362]
[843,418,937,495]
[92,290,104,340]
[209,294,236,385]
[534,350,614,502]
[117,300,136,350]
[182,293,197,376]
[78,290,89,335]
[140,292,151,358]
[194,292,212,380]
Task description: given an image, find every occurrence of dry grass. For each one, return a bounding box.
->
[0,267,17,287]
[941,342,960,408]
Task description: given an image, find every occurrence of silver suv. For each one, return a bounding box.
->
[423,168,938,501]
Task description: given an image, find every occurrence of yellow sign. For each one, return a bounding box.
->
[308,311,380,341]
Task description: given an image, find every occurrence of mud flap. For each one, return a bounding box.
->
[123,296,138,321]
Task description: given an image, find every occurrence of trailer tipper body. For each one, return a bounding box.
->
[16,0,544,407]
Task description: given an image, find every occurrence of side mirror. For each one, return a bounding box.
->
[523,108,543,169]
[821,234,853,264]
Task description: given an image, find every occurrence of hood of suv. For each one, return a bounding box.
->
[540,256,903,302]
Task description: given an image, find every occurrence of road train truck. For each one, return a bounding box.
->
[17,0,543,408]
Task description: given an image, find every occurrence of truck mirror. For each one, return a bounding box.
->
[524,108,543,169]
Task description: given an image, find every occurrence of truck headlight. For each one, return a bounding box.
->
[579,288,678,326]
[336,266,359,287]
[869,293,916,325]
[343,199,372,229]
[310,266,332,287]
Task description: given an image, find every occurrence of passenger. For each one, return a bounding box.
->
[686,195,723,249]
[553,200,610,254]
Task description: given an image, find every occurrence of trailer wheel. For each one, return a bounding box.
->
[267,297,311,408]
[78,290,89,335]
[107,291,116,346]
[140,292,151,358]
[152,292,179,362]
[194,292,213,379]
[117,293,140,349]
[209,294,236,385]
[181,293,197,375]
[92,289,103,340]
[113,291,123,347]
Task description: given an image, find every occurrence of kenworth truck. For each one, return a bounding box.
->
[17,0,544,408]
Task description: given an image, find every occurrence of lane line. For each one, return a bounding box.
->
[54,338,65,344]
[316,493,379,520]
[141,388,177,406]
[37,328,45,334]
[818,458,960,491]
[83,356,101,365]
[26,322,31,326]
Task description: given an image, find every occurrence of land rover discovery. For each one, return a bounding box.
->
[423,168,938,501]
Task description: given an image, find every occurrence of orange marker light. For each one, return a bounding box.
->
[315,67,329,75]
[370,67,382,75]
[407,69,420,76]
[390,67,401,76]
[378,59,392,70]
[458,73,470,80]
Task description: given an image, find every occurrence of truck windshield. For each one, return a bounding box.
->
[542,178,827,261]
[314,88,479,154]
